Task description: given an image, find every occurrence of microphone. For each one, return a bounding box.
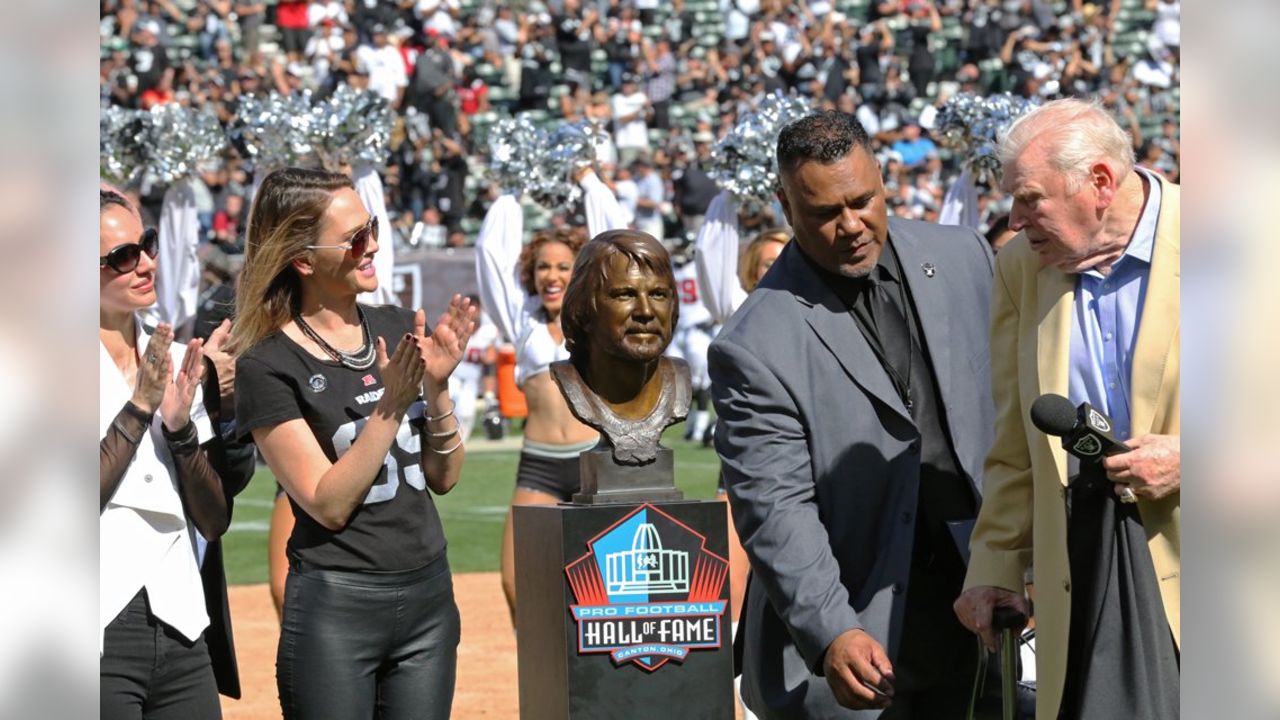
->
[1029,394,1131,460]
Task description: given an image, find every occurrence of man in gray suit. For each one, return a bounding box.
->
[709,111,995,718]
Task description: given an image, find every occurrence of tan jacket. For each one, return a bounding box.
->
[964,177,1180,720]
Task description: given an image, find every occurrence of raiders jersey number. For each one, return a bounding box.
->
[331,401,428,505]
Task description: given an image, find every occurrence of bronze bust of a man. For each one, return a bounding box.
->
[552,229,691,466]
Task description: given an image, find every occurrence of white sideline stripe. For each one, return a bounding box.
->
[441,505,508,517]
[228,506,510,532]
[227,520,271,533]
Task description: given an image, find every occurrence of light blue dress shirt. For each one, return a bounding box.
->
[1068,169,1162,442]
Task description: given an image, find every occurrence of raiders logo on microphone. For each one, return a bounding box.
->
[1087,408,1111,433]
[1072,434,1103,457]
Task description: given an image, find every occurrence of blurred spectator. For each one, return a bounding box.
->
[304,16,347,89]
[234,1,266,62]
[356,24,408,107]
[456,66,490,117]
[410,29,458,134]
[891,121,938,168]
[1133,38,1177,89]
[1149,0,1179,50]
[983,215,1015,253]
[128,18,172,101]
[612,74,650,167]
[603,11,643,91]
[275,0,312,67]
[905,0,942,98]
[613,165,639,226]
[416,0,460,40]
[414,208,448,248]
[643,40,677,129]
[855,21,894,102]
[664,0,697,55]
[554,0,600,90]
[632,156,666,242]
[672,132,719,239]
[429,129,468,234]
[517,19,554,111]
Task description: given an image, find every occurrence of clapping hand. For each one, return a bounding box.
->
[203,319,235,409]
[132,323,174,415]
[412,295,479,390]
[376,333,427,416]
[160,337,206,432]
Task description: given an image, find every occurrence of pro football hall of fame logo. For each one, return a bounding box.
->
[564,503,730,672]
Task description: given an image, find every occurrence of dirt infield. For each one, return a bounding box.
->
[220,573,519,719]
[220,573,743,719]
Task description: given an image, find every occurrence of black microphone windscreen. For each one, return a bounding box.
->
[1030,394,1077,437]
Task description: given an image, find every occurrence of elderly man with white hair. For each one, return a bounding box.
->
[954,98,1180,720]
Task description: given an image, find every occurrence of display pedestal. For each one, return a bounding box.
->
[514,500,734,719]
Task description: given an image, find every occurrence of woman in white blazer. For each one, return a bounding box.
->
[99,188,230,720]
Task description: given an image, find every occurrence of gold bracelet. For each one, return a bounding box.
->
[429,436,464,455]
[426,427,460,439]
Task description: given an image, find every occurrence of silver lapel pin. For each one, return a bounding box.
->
[921,262,936,278]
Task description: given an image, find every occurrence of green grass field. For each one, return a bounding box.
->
[222,426,723,585]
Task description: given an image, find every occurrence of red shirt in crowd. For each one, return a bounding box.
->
[140,87,174,109]
[457,81,488,114]
[275,1,310,30]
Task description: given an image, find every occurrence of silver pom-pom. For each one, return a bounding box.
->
[710,92,813,203]
[233,91,314,168]
[99,104,227,186]
[233,88,393,171]
[486,114,548,196]
[403,106,433,147]
[934,93,1037,184]
[307,85,395,169]
[100,105,149,186]
[530,119,606,209]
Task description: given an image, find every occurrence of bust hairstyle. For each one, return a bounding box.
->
[775,110,874,177]
[561,229,679,359]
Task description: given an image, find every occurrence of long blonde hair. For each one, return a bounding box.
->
[229,167,354,354]
[739,229,790,293]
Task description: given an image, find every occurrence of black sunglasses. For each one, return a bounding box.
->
[100,228,159,274]
[305,216,378,259]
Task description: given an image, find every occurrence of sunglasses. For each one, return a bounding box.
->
[100,228,159,274]
[305,216,378,259]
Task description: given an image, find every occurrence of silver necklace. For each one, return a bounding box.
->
[294,307,376,370]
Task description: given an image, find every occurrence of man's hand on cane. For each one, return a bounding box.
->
[954,586,1031,653]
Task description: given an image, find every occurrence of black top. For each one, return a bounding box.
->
[855,38,884,87]
[673,164,719,217]
[553,14,594,72]
[235,304,447,572]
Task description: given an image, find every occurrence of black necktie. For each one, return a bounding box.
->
[868,276,914,412]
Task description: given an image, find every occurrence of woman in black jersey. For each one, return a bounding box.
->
[230,167,477,720]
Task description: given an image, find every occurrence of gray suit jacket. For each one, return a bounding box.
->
[708,217,995,718]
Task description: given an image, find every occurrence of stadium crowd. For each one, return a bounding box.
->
[100,0,1179,255]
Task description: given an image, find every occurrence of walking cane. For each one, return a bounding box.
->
[992,606,1029,720]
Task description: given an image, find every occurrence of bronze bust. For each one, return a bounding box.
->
[552,229,691,466]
